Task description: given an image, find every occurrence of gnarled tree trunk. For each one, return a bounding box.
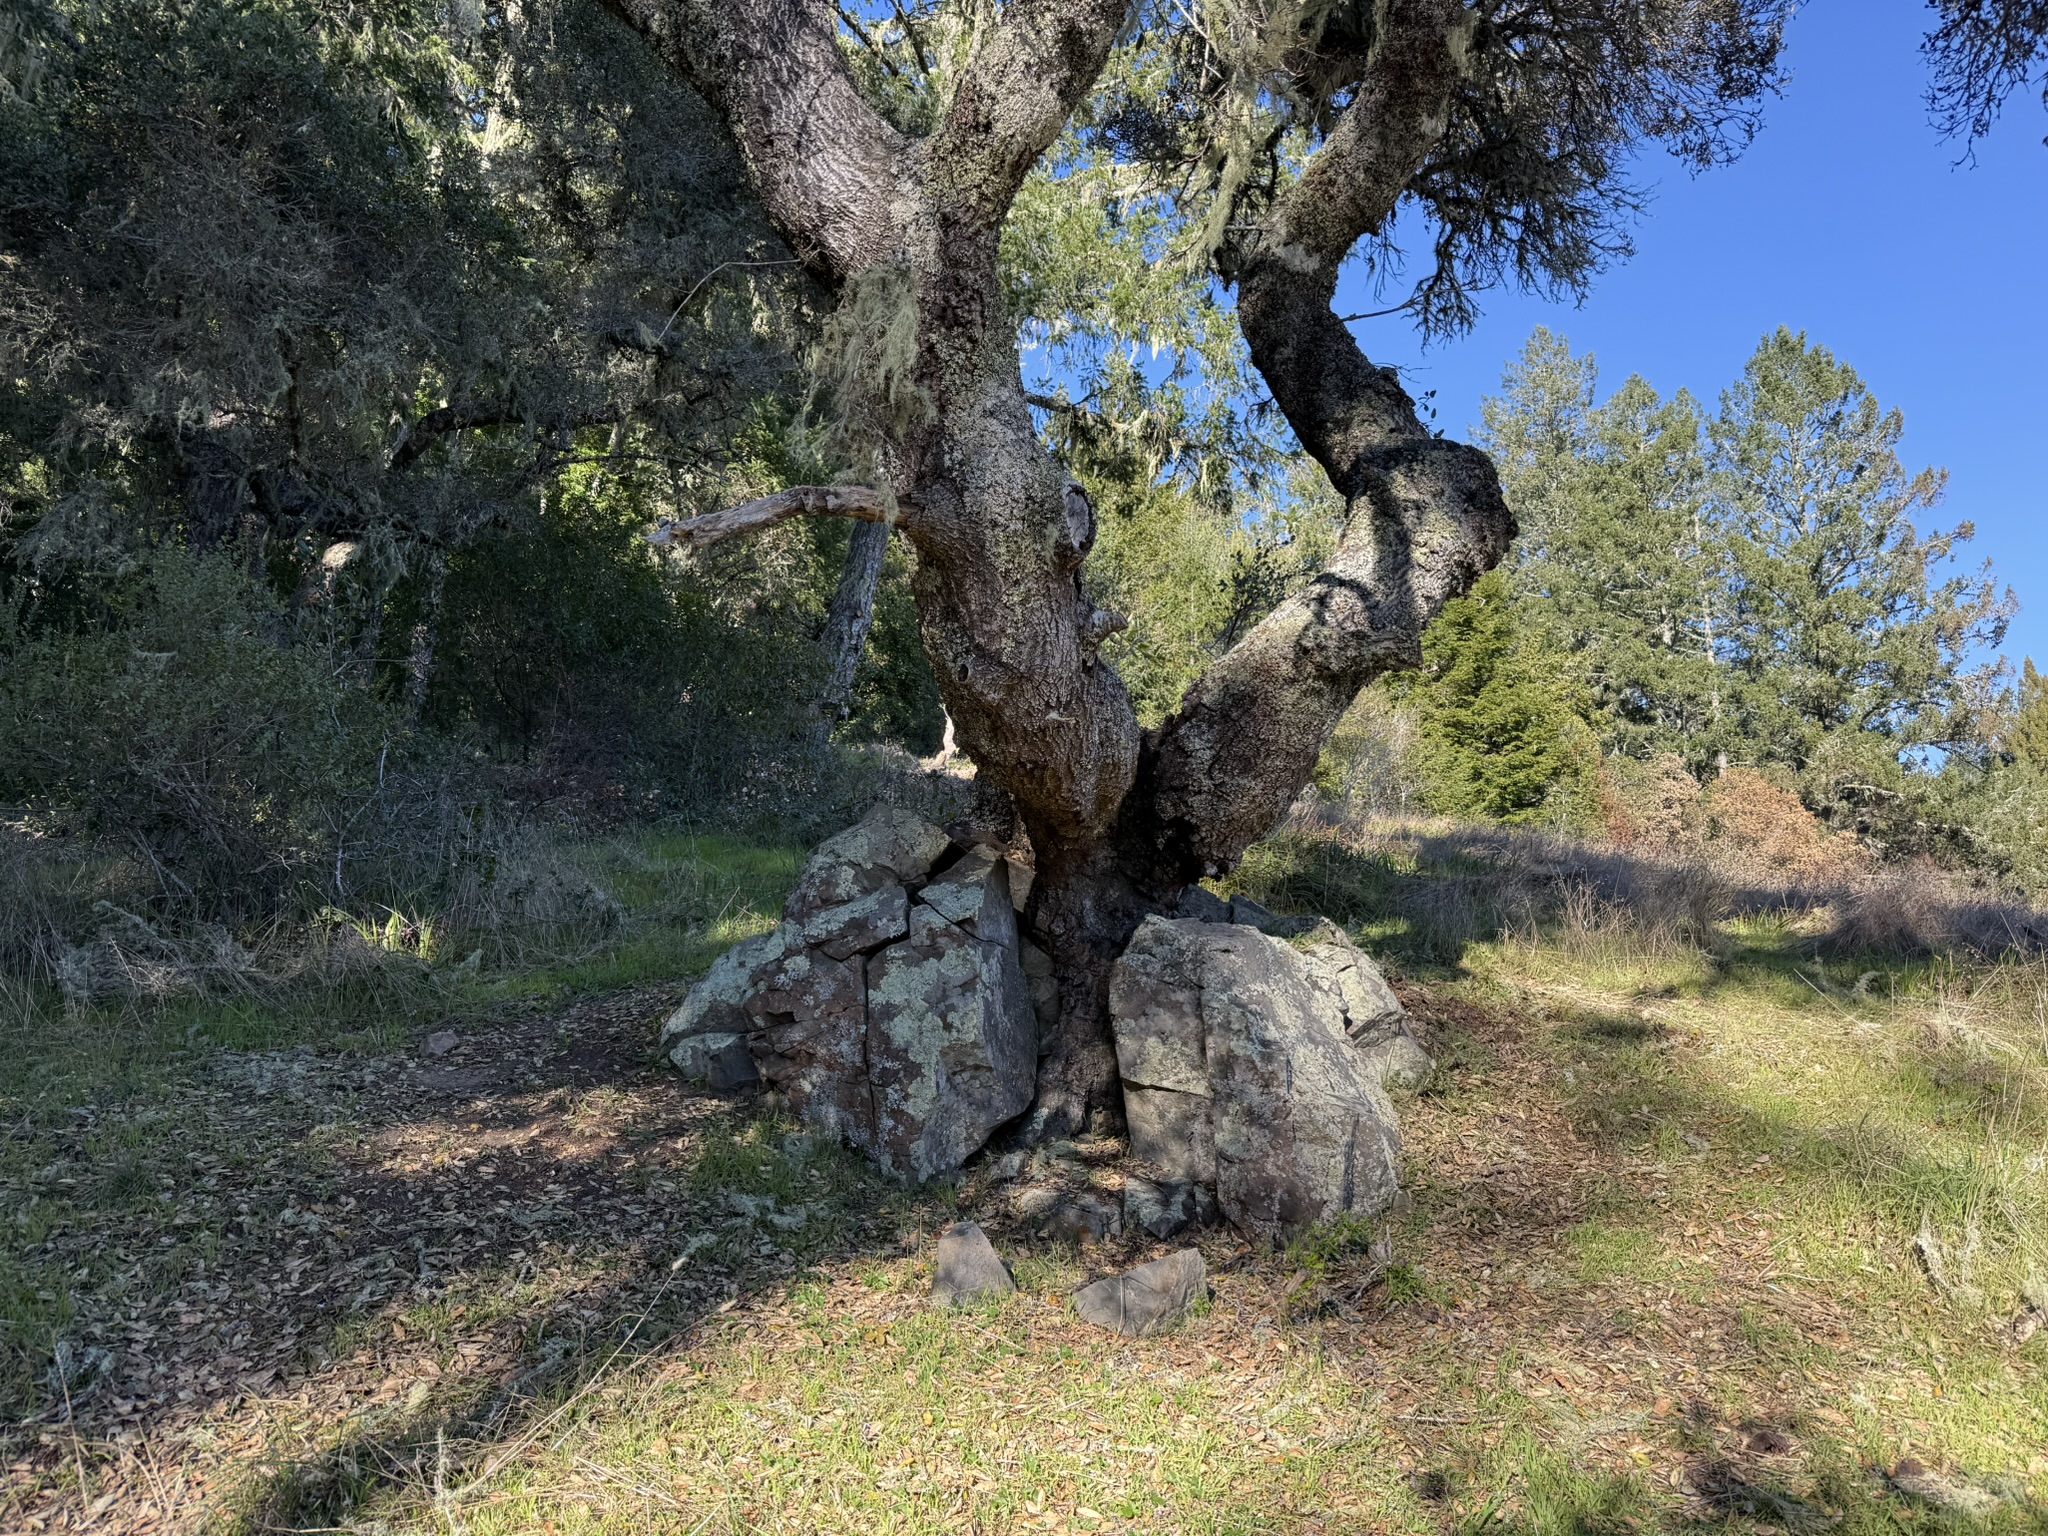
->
[604,0,1516,1138]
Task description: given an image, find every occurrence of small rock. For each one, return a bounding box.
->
[1124,1177,1215,1240]
[1889,1460,2009,1517]
[1174,885,1232,924]
[671,1030,759,1091]
[423,1030,458,1057]
[1039,1190,1121,1244]
[1072,1249,1206,1337]
[985,1150,1027,1182]
[1028,1140,1085,1179]
[931,1221,1015,1306]
[1010,1183,1063,1222]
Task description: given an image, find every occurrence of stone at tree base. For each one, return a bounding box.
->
[660,803,1040,1183]
[745,949,874,1146]
[931,1221,1015,1306]
[1072,1249,1206,1337]
[783,803,952,920]
[1123,1177,1216,1240]
[1173,885,1232,924]
[795,885,908,960]
[914,845,1014,940]
[1300,930,1433,1089]
[660,924,790,1049]
[864,904,1037,1181]
[671,1030,759,1091]
[1121,1086,1215,1186]
[1108,916,1412,1242]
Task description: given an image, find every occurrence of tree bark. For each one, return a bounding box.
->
[608,0,1515,1136]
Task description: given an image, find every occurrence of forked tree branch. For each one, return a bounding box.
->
[647,484,906,552]
[920,0,1133,236]
[1120,0,1515,887]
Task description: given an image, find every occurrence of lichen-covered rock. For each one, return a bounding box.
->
[1300,930,1432,1089]
[1302,931,1406,1044]
[796,885,909,961]
[1108,916,1409,1241]
[660,925,791,1050]
[784,804,951,921]
[864,904,1036,1180]
[745,948,873,1146]
[913,845,1013,939]
[664,807,1040,1183]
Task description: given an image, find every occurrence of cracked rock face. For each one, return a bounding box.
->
[1072,1249,1206,1337]
[661,804,1035,1182]
[1108,915,1428,1241]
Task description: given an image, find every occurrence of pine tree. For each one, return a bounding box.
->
[1400,571,1600,826]
[1481,331,1726,769]
[1709,329,2014,802]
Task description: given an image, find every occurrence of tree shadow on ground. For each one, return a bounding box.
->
[2,982,949,1532]
[12,852,2045,1532]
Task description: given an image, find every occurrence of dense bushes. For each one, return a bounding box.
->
[0,552,406,917]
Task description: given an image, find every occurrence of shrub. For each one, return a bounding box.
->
[1597,752,1701,852]
[1696,766,1865,883]
[0,549,403,918]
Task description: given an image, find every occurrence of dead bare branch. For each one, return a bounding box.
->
[646,484,905,552]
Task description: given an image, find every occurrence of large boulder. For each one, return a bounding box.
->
[867,904,1037,1181]
[1108,916,1427,1241]
[662,804,1035,1181]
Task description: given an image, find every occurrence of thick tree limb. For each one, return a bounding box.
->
[1121,0,1514,888]
[920,0,1132,237]
[647,484,903,552]
[599,0,905,286]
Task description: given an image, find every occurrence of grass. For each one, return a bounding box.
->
[5,818,2048,1533]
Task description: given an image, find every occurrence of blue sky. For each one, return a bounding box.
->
[1344,1,2048,674]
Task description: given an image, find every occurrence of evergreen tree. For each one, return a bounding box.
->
[1398,571,1600,826]
[2011,659,2048,771]
[1481,331,1726,769]
[1709,329,2014,806]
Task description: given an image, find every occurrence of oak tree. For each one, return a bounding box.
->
[607,0,1793,1134]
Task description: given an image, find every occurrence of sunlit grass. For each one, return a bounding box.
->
[11,820,2048,1533]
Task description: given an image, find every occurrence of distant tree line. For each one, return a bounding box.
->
[1352,329,2048,894]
